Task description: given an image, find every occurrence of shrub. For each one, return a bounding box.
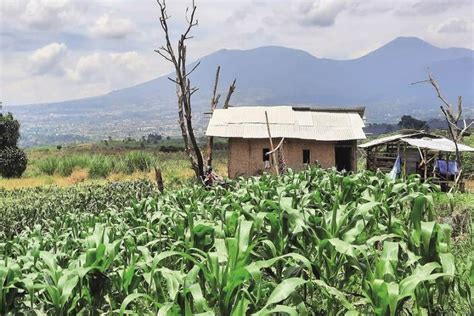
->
[114,159,133,174]
[89,156,113,178]
[0,113,27,178]
[159,145,182,153]
[122,151,155,173]
[37,157,59,175]
[57,155,90,177]
[0,146,27,178]
[0,113,20,147]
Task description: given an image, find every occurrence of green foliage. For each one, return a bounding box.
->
[88,156,113,178]
[0,146,28,178]
[0,168,470,314]
[461,135,474,176]
[34,152,157,178]
[398,115,427,130]
[0,113,27,178]
[57,155,91,176]
[122,151,155,173]
[37,157,60,175]
[0,180,159,239]
[0,113,20,147]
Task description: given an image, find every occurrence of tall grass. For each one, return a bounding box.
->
[37,157,58,175]
[34,151,158,178]
[122,151,155,173]
[89,155,114,178]
[56,155,90,176]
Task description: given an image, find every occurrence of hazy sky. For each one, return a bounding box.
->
[1,0,473,105]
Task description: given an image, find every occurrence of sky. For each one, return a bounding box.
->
[1,0,473,105]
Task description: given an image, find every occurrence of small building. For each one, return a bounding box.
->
[206,106,366,177]
[359,131,474,189]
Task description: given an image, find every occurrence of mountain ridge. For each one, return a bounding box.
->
[5,36,474,146]
[10,37,473,107]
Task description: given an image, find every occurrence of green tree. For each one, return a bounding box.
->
[0,112,27,178]
[0,112,20,146]
[398,115,427,130]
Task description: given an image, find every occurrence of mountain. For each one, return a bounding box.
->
[6,36,474,146]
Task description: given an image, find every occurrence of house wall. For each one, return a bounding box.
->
[228,138,354,177]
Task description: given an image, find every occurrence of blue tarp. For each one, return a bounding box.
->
[389,155,401,181]
[436,159,459,177]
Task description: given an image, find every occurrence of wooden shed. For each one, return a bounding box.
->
[206,106,366,177]
[359,132,474,189]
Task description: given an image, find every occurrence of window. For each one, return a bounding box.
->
[303,149,310,164]
[262,148,270,161]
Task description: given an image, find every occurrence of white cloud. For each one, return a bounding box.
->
[396,0,471,16]
[110,52,145,72]
[90,14,136,39]
[20,0,76,29]
[438,18,472,33]
[294,0,347,27]
[66,53,102,82]
[66,51,146,85]
[29,42,68,75]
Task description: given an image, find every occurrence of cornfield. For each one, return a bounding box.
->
[0,168,471,314]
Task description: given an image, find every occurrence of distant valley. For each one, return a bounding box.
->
[5,36,473,147]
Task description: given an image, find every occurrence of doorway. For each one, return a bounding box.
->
[335,146,352,171]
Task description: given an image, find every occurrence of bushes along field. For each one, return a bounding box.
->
[35,152,156,178]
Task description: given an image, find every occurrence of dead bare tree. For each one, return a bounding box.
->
[412,72,473,188]
[156,1,236,179]
[155,0,203,180]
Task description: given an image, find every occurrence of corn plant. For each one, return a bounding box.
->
[0,168,470,314]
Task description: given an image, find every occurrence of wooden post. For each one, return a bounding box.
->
[402,143,407,180]
[423,149,428,181]
[206,66,221,169]
[265,111,279,175]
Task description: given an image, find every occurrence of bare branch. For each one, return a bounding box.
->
[460,120,474,139]
[182,0,198,40]
[210,66,220,110]
[223,79,236,109]
[440,106,459,132]
[416,71,468,191]
[456,96,462,122]
[185,61,201,78]
[428,73,452,111]
[410,79,430,85]
[167,77,178,84]
[154,50,173,62]
[190,87,199,96]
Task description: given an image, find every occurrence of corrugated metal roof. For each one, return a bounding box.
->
[358,132,474,152]
[206,106,366,141]
[402,138,474,152]
[358,132,432,148]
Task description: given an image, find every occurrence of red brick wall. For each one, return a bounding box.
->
[228,138,344,177]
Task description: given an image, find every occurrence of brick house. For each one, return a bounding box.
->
[206,106,366,178]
